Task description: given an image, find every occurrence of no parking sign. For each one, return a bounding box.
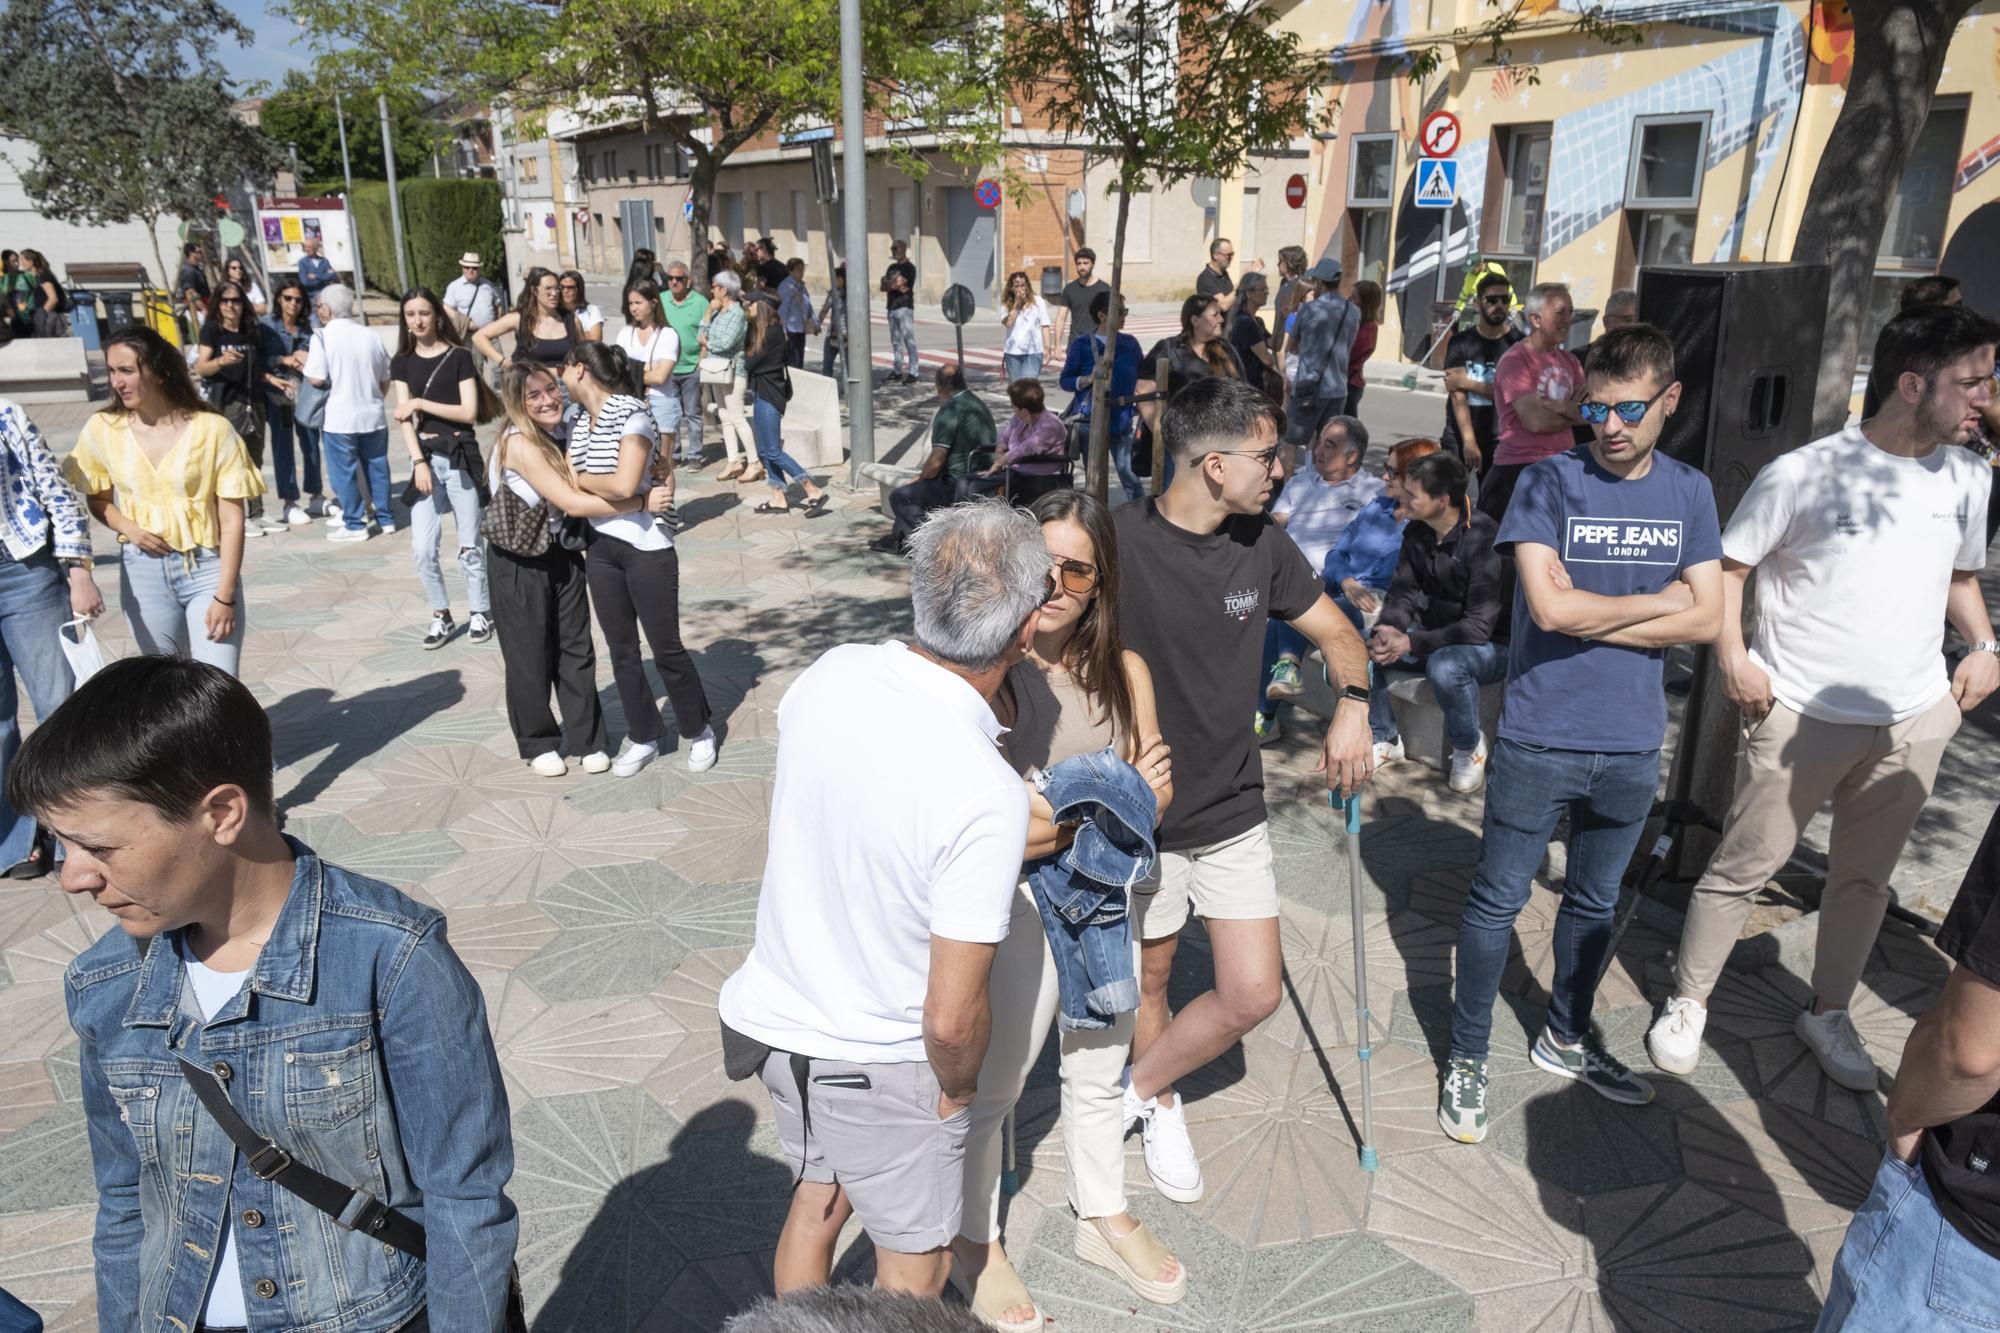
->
[974,179,1002,210]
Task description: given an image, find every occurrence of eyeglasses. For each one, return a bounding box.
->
[1209,444,1282,469]
[524,386,562,405]
[667,275,689,284]
[280,294,302,303]
[1579,384,1671,425]
[1050,557,1099,596]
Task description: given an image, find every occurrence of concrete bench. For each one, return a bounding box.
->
[781,368,843,468]
[1294,657,1504,772]
[0,336,90,403]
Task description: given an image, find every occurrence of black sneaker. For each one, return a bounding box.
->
[422,611,456,650]
[467,612,494,645]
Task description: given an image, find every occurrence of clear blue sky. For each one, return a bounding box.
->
[224,2,320,93]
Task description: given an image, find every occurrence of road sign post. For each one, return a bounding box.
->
[1284,174,1307,209]
[974,179,1002,211]
[941,283,975,370]
[1414,158,1459,209]
[1419,109,1463,159]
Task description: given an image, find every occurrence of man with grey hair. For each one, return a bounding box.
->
[303,283,392,540]
[661,258,710,465]
[719,500,1044,1300]
[1601,288,1639,333]
[1480,281,1583,523]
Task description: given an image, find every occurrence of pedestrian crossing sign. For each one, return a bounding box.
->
[1415,158,1458,209]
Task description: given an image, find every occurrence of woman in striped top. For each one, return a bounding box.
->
[559,342,717,776]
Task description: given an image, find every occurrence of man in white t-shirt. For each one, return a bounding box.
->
[303,284,393,541]
[1648,302,2000,1091]
[718,500,1046,1300]
[1262,414,1381,702]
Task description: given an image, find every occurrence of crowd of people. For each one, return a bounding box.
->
[7,228,1999,1333]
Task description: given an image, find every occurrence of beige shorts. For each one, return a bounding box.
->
[1133,822,1279,941]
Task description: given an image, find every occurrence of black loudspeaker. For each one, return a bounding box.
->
[1636,262,1829,522]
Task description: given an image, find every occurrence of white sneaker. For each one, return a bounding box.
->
[1646,996,1708,1076]
[1448,735,1489,794]
[327,525,372,544]
[242,522,265,538]
[580,751,612,774]
[284,503,312,526]
[1372,737,1405,768]
[612,741,658,778]
[1796,1007,1879,1092]
[529,751,567,778]
[686,726,718,773]
[1126,1087,1204,1203]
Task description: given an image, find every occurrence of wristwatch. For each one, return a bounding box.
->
[1338,684,1371,707]
[55,557,89,572]
[1972,640,2000,655]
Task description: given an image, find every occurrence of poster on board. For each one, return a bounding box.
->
[253,196,357,281]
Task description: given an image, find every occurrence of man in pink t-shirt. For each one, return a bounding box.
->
[1479,283,1585,522]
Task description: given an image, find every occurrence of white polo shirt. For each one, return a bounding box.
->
[1274,467,1384,574]
[301,318,391,434]
[718,641,1028,1064]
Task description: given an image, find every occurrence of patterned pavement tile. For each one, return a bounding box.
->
[0,1061,59,1141]
[658,779,774,885]
[1266,900,1457,1054]
[1370,1146,1587,1306]
[348,744,565,833]
[644,947,760,1125]
[1677,1098,1878,1237]
[1580,1178,1821,1329]
[445,901,562,973]
[0,1206,95,1318]
[426,799,687,908]
[520,864,759,1001]
[489,978,684,1099]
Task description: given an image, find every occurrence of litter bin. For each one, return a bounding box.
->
[140,291,180,348]
[68,292,101,352]
[100,291,136,337]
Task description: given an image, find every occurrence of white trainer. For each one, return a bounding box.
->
[580,751,612,774]
[1129,1089,1203,1203]
[1646,995,1708,1075]
[1448,735,1489,793]
[283,503,312,526]
[612,741,658,778]
[686,726,718,772]
[529,752,567,778]
[1796,1007,1879,1092]
[1372,737,1405,768]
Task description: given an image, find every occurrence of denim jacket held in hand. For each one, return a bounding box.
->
[64,838,519,1333]
[1025,747,1157,1032]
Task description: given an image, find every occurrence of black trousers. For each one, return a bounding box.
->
[583,535,711,745]
[889,475,957,546]
[1477,461,1528,525]
[489,543,607,759]
[786,330,806,368]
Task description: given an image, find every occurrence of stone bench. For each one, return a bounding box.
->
[0,336,90,404]
[1294,657,1504,772]
[781,367,844,469]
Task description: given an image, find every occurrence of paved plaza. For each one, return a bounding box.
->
[0,385,1993,1330]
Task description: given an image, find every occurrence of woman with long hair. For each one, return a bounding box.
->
[472,267,578,373]
[625,246,665,292]
[741,297,828,515]
[63,326,262,674]
[221,256,268,316]
[2,250,33,335]
[699,269,758,482]
[999,269,1051,384]
[1346,280,1385,417]
[560,342,716,775]
[193,280,276,535]
[18,250,67,338]
[258,277,326,525]
[1230,271,1280,402]
[952,488,1184,1330]
[559,270,605,342]
[1271,244,1309,365]
[391,286,493,649]
[615,279,682,457]
[1134,295,1244,473]
[488,360,669,776]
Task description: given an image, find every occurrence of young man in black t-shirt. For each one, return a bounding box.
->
[1055,247,1109,352]
[1439,272,1522,479]
[1819,800,2000,1327]
[880,239,919,384]
[1113,376,1374,1206]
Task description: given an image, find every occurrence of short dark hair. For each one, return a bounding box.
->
[1584,323,1677,388]
[1074,247,1096,263]
[1873,303,2000,389]
[1089,291,1113,322]
[1006,378,1045,412]
[9,657,274,822]
[1901,275,1961,312]
[1162,375,1277,465]
[183,242,203,258]
[1404,452,1469,508]
[1475,271,1512,297]
[935,362,967,393]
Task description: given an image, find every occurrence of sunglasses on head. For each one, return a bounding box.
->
[1578,384,1670,425]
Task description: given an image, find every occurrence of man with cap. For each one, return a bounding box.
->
[443,253,501,340]
[1285,258,1361,451]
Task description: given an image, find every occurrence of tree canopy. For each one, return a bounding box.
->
[260,71,443,185]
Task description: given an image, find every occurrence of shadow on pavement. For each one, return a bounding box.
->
[269,671,465,814]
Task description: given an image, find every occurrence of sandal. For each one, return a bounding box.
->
[752,500,792,514]
[1073,1216,1186,1305]
[717,463,745,481]
[801,494,829,517]
[740,468,767,485]
[948,1248,1045,1332]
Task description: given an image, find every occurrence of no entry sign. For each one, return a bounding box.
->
[974,178,1002,210]
[1419,109,1462,158]
[1285,174,1307,209]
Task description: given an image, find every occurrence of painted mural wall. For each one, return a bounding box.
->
[1278,0,2000,363]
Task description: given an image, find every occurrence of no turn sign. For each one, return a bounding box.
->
[1419,109,1462,158]
[1284,174,1307,209]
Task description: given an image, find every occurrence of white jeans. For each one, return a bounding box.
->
[961,881,1137,1242]
[704,375,753,464]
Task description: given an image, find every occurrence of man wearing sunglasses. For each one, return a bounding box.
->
[1114,375,1374,1205]
[1648,301,2000,1094]
[661,260,710,466]
[1440,323,1724,1145]
[1440,272,1523,480]
[1480,282,1585,524]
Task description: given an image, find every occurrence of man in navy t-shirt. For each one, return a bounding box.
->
[1438,324,1724,1146]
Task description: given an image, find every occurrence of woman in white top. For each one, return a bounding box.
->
[560,342,716,776]
[222,257,268,316]
[559,270,605,342]
[614,280,682,455]
[488,360,668,776]
[1000,269,1051,385]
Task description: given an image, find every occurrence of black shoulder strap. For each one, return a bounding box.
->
[175,1056,427,1261]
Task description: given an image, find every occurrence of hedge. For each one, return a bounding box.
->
[344,178,505,303]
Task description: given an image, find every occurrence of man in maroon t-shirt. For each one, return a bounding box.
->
[1479,283,1583,524]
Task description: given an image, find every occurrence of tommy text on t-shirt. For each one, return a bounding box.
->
[1223,588,1261,620]
[1565,517,1684,565]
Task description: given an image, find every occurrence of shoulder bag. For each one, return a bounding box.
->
[480,477,554,557]
[295,332,331,431]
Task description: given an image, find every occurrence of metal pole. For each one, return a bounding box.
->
[814,191,848,395]
[379,94,410,293]
[334,91,369,326]
[838,0,873,485]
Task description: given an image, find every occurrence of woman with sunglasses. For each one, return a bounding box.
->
[559,270,605,343]
[560,342,716,776]
[194,281,278,536]
[221,256,268,316]
[489,360,670,776]
[258,278,327,525]
[699,270,758,482]
[472,267,579,375]
[64,327,262,674]
[952,488,1184,1330]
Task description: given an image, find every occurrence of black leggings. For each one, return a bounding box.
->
[584,535,711,745]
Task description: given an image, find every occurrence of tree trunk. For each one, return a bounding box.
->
[1794,0,1969,436]
[686,150,718,266]
[1087,164,1137,502]
[141,209,172,299]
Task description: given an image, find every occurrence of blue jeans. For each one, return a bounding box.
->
[1108,427,1141,502]
[321,427,391,531]
[670,369,704,461]
[1369,640,1506,752]
[1817,1153,2000,1331]
[266,400,322,502]
[750,394,812,486]
[645,389,682,448]
[410,451,489,615]
[118,545,243,675]
[1450,738,1660,1061]
[1257,581,1362,719]
[889,307,918,376]
[1004,352,1041,383]
[0,551,73,866]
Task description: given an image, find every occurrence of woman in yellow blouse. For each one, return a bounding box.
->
[63,326,264,675]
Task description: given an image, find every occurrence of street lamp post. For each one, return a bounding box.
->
[380,94,411,293]
[334,90,370,326]
[839,0,873,486]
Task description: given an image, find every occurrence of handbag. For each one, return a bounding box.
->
[480,476,554,557]
[295,332,330,431]
[176,1057,527,1332]
[698,353,733,385]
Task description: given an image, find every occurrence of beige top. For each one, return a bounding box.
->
[1000,655,1122,778]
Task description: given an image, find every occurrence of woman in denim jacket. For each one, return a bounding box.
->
[950,489,1183,1330]
[22,657,518,1332]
